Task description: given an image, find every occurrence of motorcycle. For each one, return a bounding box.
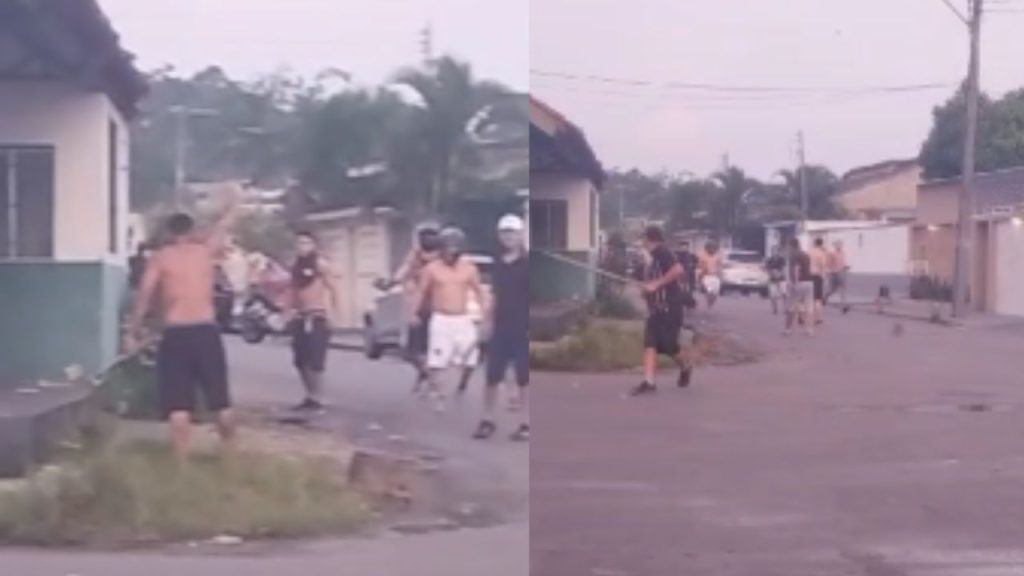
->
[239,292,288,344]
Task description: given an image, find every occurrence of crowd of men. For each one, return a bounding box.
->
[628,226,851,397]
[126,183,529,462]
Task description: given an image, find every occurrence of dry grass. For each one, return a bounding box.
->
[0,440,367,547]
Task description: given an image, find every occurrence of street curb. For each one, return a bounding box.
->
[830,302,957,327]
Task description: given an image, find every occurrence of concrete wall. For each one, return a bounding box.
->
[531,173,597,252]
[917,183,959,226]
[0,80,129,262]
[0,262,123,386]
[838,166,921,216]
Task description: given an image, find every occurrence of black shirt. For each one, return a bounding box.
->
[765,256,785,282]
[492,252,529,337]
[645,245,682,314]
[675,250,699,289]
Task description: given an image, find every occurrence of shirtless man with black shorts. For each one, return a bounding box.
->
[127,184,242,462]
[388,223,441,392]
[286,231,340,413]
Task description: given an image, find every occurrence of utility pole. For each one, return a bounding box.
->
[797,131,808,222]
[952,0,984,318]
[420,22,434,65]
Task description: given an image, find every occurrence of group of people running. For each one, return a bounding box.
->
[125,183,529,462]
[765,236,849,335]
[625,226,852,398]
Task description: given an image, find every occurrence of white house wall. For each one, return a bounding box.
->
[531,174,595,251]
[0,81,128,262]
[992,220,1024,317]
[802,225,910,275]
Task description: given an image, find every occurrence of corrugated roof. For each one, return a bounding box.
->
[919,165,1024,212]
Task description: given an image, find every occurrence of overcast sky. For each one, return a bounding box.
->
[98,0,528,90]
[532,0,1024,179]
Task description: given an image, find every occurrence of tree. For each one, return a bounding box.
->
[393,56,511,215]
[918,86,1012,180]
[709,166,760,233]
[775,165,843,220]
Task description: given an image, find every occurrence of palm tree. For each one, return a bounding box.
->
[709,166,760,233]
[775,165,843,220]
[393,56,510,215]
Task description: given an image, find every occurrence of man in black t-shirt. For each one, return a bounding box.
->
[675,240,700,311]
[785,237,815,336]
[631,226,693,396]
[764,246,786,315]
[473,215,530,442]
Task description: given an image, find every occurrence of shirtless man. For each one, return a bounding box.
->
[699,242,724,309]
[127,185,242,462]
[286,231,341,413]
[410,227,486,412]
[387,223,441,391]
[809,237,830,325]
[827,240,850,309]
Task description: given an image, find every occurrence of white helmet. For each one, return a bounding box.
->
[497,214,525,232]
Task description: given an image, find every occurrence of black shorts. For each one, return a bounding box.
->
[486,332,528,388]
[292,314,330,372]
[157,323,230,417]
[644,312,682,356]
[406,310,431,356]
[811,275,825,302]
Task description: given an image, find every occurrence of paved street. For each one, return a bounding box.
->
[0,341,528,576]
[533,296,1024,576]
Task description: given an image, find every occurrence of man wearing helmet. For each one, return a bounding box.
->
[410,226,487,411]
[387,223,442,390]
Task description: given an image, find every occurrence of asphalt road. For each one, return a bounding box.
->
[0,340,529,576]
[532,296,1024,576]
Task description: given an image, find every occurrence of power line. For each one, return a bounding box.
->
[530,69,956,95]
[936,0,969,23]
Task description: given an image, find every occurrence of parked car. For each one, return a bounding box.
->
[720,250,770,297]
[364,254,494,360]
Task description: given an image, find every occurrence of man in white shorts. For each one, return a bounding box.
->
[700,242,724,308]
[410,226,486,411]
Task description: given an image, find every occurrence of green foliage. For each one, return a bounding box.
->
[917,86,1024,180]
[0,441,366,546]
[529,320,649,372]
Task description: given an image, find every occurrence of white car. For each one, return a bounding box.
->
[363,253,493,359]
[720,250,770,297]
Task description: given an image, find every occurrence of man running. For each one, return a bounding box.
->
[675,239,700,312]
[827,239,850,309]
[387,223,441,392]
[809,237,829,325]
[410,227,486,412]
[474,215,529,441]
[286,231,340,413]
[631,226,693,396]
[785,237,815,337]
[127,184,242,462]
[765,246,786,315]
[699,242,723,309]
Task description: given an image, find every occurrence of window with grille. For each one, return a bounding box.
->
[0,146,55,259]
[529,198,568,250]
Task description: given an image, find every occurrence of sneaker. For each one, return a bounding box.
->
[509,424,529,442]
[472,420,497,440]
[293,398,326,414]
[677,368,693,388]
[629,381,657,397]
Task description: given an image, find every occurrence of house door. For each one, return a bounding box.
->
[992,220,1024,316]
[0,146,55,259]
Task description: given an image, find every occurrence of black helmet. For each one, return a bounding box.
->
[417,221,441,252]
[439,226,466,253]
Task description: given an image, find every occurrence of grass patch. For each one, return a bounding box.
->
[0,440,367,547]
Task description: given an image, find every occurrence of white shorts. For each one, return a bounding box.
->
[702,276,722,295]
[427,313,480,369]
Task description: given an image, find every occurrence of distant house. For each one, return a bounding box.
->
[304,206,410,329]
[529,97,605,304]
[835,159,921,221]
[0,0,146,383]
[914,166,1024,316]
